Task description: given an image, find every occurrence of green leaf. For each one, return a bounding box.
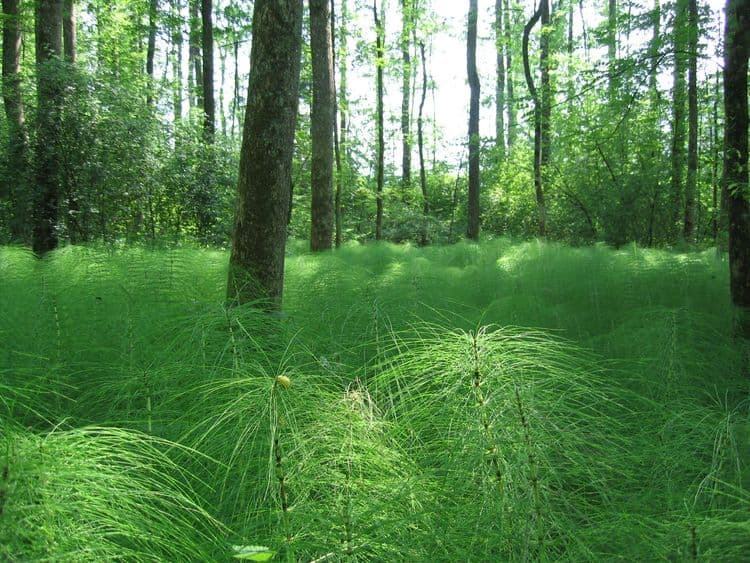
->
[231,545,276,561]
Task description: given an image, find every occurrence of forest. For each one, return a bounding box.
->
[1,0,749,561]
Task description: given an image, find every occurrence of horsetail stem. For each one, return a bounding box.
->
[513,381,542,554]
[471,332,503,490]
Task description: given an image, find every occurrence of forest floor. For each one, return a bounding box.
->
[1,239,748,561]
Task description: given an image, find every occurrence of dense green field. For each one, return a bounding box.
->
[1,240,748,561]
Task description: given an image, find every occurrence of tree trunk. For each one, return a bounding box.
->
[172,0,184,126]
[504,0,516,149]
[2,0,29,241]
[310,0,335,251]
[400,0,412,193]
[146,0,158,106]
[373,0,385,241]
[466,0,480,241]
[189,0,203,111]
[670,0,688,242]
[683,0,698,241]
[607,0,617,100]
[495,0,505,155]
[723,0,750,334]
[418,40,429,244]
[201,0,215,140]
[332,0,343,248]
[33,0,63,254]
[62,0,75,63]
[227,0,303,308]
[648,0,661,96]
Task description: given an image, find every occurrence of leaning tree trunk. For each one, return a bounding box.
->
[227,0,303,308]
[373,0,385,241]
[2,0,29,241]
[201,0,215,140]
[310,0,335,251]
[33,0,63,254]
[723,0,750,336]
[466,0,480,241]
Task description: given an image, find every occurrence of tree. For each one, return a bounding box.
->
[495,0,505,155]
[523,0,550,238]
[62,0,75,62]
[683,0,698,240]
[310,0,335,251]
[146,0,158,106]
[373,0,385,241]
[670,0,688,241]
[33,0,64,254]
[2,0,29,241]
[466,0,480,241]
[400,0,412,192]
[723,0,750,334]
[227,0,303,307]
[189,0,203,111]
[201,0,215,140]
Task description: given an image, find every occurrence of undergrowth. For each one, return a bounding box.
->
[0,239,747,561]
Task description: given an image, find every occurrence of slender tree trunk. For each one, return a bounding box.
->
[400,0,412,193]
[146,0,158,106]
[523,0,548,238]
[418,40,429,244]
[723,0,750,335]
[607,0,617,100]
[332,0,345,248]
[201,0,215,141]
[227,0,303,308]
[712,71,720,243]
[648,0,661,96]
[232,39,239,139]
[670,0,688,242]
[495,0,505,155]
[219,45,227,136]
[190,0,203,111]
[310,0,335,251]
[62,0,75,62]
[683,0,698,240]
[467,0,480,241]
[504,0,516,149]
[2,0,28,241]
[33,0,63,254]
[172,0,184,126]
[374,0,385,241]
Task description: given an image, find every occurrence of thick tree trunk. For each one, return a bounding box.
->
[146,0,158,106]
[683,0,698,240]
[466,0,480,241]
[724,0,750,334]
[227,0,303,308]
[201,0,215,140]
[62,0,75,63]
[670,0,688,242]
[495,0,505,155]
[400,0,412,193]
[374,0,384,241]
[2,0,28,241]
[33,0,63,254]
[310,0,335,251]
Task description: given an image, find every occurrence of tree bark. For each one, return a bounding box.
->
[189,0,203,111]
[670,0,688,242]
[466,0,480,241]
[310,0,335,251]
[723,0,750,334]
[504,0,516,149]
[62,0,75,63]
[607,0,617,100]
[683,0,698,240]
[373,0,385,241]
[201,0,215,140]
[2,0,28,241]
[146,0,158,107]
[495,0,505,155]
[400,0,412,193]
[227,0,303,308]
[33,0,63,254]
[332,0,344,248]
[418,40,429,244]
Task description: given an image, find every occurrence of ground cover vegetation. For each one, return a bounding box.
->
[1,240,748,560]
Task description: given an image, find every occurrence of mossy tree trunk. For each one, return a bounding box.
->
[227,0,303,308]
[33,0,63,255]
[310,0,335,251]
[723,0,750,335]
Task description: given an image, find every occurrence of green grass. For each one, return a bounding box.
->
[0,239,748,561]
